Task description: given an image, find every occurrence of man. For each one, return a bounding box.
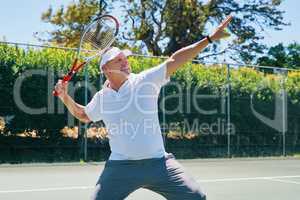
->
[55,15,232,200]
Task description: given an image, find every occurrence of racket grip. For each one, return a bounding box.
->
[52,76,71,97]
[53,60,77,97]
[52,90,59,96]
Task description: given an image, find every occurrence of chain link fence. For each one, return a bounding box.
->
[0,41,299,163]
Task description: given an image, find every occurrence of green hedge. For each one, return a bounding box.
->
[1,44,300,162]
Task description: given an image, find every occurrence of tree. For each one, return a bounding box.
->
[120,0,288,61]
[40,0,108,47]
[41,0,288,62]
[257,43,300,69]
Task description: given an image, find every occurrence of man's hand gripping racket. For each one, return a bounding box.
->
[53,15,119,96]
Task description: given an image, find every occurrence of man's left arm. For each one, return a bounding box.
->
[166,15,233,78]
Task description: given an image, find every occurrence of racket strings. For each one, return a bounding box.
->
[82,20,116,51]
[84,29,114,50]
[53,15,119,96]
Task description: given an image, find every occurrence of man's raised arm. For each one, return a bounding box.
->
[166,15,233,77]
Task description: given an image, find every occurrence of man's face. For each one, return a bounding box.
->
[102,52,131,76]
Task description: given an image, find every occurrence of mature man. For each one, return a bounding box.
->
[55,15,232,200]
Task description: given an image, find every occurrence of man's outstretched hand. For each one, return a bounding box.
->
[165,15,233,77]
[210,15,233,42]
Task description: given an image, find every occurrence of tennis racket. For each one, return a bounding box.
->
[53,14,119,96]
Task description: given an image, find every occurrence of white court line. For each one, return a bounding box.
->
[0,186,94,194]
[0,175,300,194]
[197,175,300,183]
[267,179,300,185]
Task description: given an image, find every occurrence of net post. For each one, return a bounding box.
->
[226,64,231,158]
[84,65,88,161]
[281,69,287,157]
[162,86,167,148]
[274,68,288,157]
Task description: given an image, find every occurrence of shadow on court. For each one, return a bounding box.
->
[0,158,299,200]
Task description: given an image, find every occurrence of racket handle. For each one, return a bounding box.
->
[52,90,59,96]
[52,59,79,97]
[52,76,71,97]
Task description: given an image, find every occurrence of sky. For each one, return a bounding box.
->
[0,0,299,47]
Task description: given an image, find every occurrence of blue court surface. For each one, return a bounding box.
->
[0,157,299,200]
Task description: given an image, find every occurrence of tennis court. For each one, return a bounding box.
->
[1,1,300,200]
[0,157,299,200]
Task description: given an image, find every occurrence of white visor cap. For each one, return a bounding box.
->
[99,47,132,72]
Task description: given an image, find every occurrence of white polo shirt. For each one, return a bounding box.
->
[84,63,170,160]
